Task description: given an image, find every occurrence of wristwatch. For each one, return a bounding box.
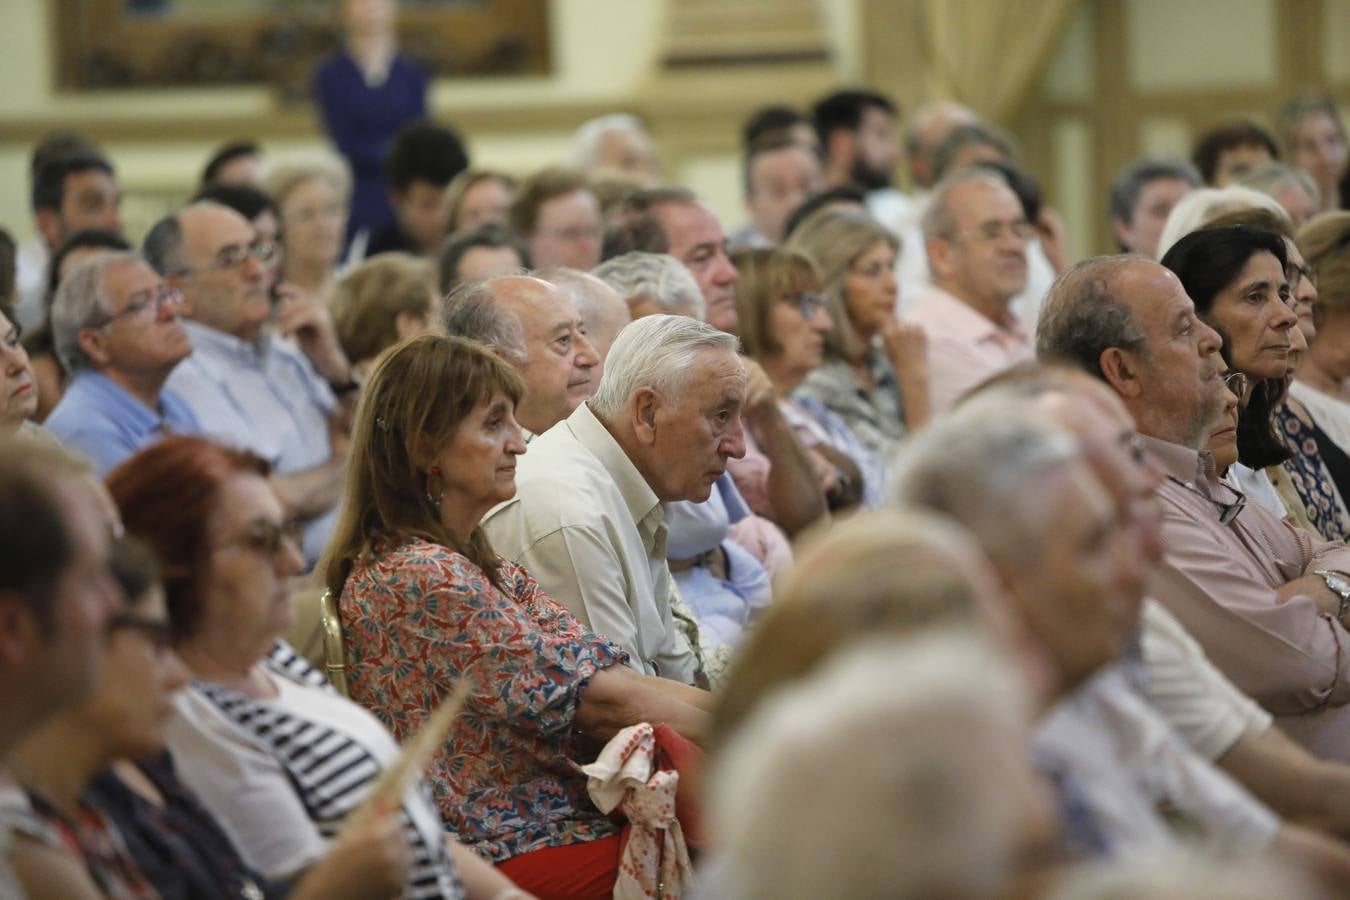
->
[1315,569,1350,621]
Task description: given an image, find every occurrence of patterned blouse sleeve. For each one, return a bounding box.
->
[367,546,625,737]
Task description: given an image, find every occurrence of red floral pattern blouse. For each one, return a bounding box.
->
[340,536,627,861]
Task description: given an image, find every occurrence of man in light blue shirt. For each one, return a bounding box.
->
[146,202,356,565]
[45,251,200,475]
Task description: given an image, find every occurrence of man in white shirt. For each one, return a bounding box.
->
[148,202,354,565]
[484,315,747,683]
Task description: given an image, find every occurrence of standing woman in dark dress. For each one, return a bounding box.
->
[315,0,427,252]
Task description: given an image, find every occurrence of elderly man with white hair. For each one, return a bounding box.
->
[484,315,747,683]
[45,252,200,474]
[570,113,659,182]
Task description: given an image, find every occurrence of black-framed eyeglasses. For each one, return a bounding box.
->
[100,287,184,327]
[108,612,173,654]
[1291,263,1317,291]
[790,292,829,320]
[1166,474,1246,525]
[1223,371,1250,398]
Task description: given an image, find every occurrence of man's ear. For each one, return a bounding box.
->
[34,209,62,251]
[925,235,954,280]
[1109,217,1133,252]
[77,328,112,369]
[1099,347,1143,399]
[0,593,37,671]
[827,130,855,173]
[631,387,659,445]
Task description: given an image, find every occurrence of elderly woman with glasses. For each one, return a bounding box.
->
[786,208,931,460]
[107,435,531,900]
[9,537,420,900]
[731,244,886,509]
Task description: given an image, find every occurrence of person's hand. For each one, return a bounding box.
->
[275,283,352,387]
[293,799,408,900]
[741,356,777,413]
[879,316,927,378]
[1276,574,1342,619]
[807,446,838,495]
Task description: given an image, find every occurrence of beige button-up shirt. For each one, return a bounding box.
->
[483,403,697,683]
[1143,435,1350,761]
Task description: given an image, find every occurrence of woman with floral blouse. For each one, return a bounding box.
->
[322,333,711,900]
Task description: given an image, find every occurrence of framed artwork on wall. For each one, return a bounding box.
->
[54,0,551,99]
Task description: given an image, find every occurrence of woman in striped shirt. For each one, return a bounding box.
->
[108,436,531,900]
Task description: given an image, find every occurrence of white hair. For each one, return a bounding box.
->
[51,251,142,372]
[1155,185,1290,259]
[1237,162,1322,211]
[535,267,630,351]
[589,314,738,418]
[570,114,649,171]
[890,411,1083,568]
[591,252,705,320]
[259,151,352,207]
[712,632,1034,900]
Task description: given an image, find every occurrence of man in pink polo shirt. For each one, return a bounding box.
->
[907,168,1035,412]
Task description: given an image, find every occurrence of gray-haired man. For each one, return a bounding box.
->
[483,315,747,683]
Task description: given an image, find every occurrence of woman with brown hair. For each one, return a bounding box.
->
[786,208,930,458]
[323,332,709,899]
[329,251,437,378]
[732,244,887,508]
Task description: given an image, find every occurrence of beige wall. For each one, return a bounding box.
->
[0,0,864,244]
[1017,0,1350,258]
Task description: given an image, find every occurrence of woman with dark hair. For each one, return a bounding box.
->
[107,436,530,900]
[1161,225,1299,518]
[324,333,709,899]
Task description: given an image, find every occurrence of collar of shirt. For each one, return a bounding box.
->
[568,402,664,548]
[1139,434,1231,499]
[183,319,271,369]
[912,285,1030,349]
[72,369,188,432]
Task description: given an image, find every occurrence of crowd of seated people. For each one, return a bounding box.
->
[2,65,1350,900]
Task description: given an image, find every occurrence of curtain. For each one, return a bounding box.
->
[865,0,1080,124]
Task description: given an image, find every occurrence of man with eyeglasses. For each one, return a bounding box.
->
[45,252,198,475]
[147,202,351,566]
[908,168,1035,413]
[1038,254,1350,764]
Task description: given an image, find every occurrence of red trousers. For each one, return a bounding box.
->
[496,834,622,900]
